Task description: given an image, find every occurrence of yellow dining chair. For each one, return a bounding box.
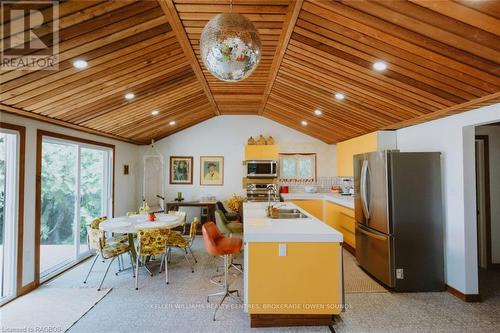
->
[83,217,134,291]
[162,218,198,273]
[135,227,171,289]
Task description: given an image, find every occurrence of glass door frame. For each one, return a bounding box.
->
[35,130,114,285]
[0,122,25,304]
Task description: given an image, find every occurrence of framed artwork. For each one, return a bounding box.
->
[169,156,193,184]
[200,156,224,186]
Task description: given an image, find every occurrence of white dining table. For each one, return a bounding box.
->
[99,213,184,234]
[99,213,184,261]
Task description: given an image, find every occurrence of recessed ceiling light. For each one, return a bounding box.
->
[72,59,88,69]
[301,120,308,126]
[151,110,159,116]
[314,109,322,116]
[334,93,345,101]
[125,92,135,100]
[169,120,176,126]
[373,61,387,71]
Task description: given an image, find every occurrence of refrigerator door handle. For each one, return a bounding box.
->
[360,160,370,219]
[356,224,386,241]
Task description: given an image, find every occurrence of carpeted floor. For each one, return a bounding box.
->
[343,250,388,294]
[10,239,500,333]
[1,286,110,332]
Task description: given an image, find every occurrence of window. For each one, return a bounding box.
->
[279,153,317,182]
[38,133,113,280]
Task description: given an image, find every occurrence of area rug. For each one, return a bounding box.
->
[1,286,111,332]
[343,250,388,294]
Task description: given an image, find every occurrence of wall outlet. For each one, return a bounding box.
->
[278,244,287,256]
[396,268,404,279]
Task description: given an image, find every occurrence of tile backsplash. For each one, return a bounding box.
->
[279,177,354,193]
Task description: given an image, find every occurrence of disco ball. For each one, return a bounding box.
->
[200,13,262,82]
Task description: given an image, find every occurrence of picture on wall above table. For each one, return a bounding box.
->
[200,156,224,186]
[170,156,193,184]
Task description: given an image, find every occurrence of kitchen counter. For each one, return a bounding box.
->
[243,202,343,243]
[243,201,344,327]
[281,192,354,209]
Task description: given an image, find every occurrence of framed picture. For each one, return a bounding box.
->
[200,156,224,186]
[169,156,193,184]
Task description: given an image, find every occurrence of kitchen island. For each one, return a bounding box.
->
[243,201,344,328]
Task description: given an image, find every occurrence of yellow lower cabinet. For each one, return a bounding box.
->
[247,242,342,315]
[291,200,324,221]
[324,202,356,249]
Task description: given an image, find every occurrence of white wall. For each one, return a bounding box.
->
[475,125,500,264]
[0,112,140,288]
[138,116,336,204]
[396,103,500,294]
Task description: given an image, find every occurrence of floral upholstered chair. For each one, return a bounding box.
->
[135,227,171,289]
[83,217,133,291]
[163,218,198,274]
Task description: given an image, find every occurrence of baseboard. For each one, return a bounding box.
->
[446,285,481,302]
[343,242,355,256]
[250,314,335,328]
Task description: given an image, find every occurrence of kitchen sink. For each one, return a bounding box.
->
[270,208,308,219]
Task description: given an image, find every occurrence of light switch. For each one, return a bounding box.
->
[278,243,287,256]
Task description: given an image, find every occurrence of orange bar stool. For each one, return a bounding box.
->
[202,222,243,321]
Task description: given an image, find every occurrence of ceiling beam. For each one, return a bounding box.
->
[383,92,500,130]
[157,0,221,116]
[258,0,303,115]
[0,104,144,145]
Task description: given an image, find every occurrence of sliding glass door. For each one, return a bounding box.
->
[40,137,112,279]
[0,130,20,303]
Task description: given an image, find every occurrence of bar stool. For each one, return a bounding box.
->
[202,222,242,321]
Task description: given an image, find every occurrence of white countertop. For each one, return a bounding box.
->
[281,192,354,209]
[243,202,343,243]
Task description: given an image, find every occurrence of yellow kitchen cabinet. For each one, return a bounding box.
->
[245,145,279,160]
[247,242,342,315]
[292,200,324,220]
[336,131,396,176]
[324,201,356,249]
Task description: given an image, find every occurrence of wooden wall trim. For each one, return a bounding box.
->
[0,104,143,145]
[157,0,221,116]
[475,135,492,269]
[446,285,481,302]
[0,122,26,298]
[34,129,116,285]
[259,0,303,115]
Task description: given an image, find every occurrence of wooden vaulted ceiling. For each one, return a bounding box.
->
[1,0,499,145]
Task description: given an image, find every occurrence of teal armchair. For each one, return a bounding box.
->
[215,210,243,235]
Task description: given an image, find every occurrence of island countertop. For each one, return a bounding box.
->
[243,202,343,243]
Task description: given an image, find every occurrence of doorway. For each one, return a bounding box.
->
[0,124,24,305]
[475,123,500,300]
[37,132,113,282]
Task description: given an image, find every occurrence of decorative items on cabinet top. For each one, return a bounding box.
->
[247,135,275,145]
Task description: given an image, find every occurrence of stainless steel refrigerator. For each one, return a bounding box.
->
[354,151,445,292]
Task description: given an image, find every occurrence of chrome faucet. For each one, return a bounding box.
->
[266,184,276,217]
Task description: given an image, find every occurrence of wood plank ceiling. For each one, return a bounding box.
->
[1,0,499,144]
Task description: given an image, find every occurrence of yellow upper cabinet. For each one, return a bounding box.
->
[245,144,279,160]
[336,131,396,176]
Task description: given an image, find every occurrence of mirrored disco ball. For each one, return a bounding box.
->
[200,13,262,82]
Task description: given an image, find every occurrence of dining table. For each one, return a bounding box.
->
[99,213,185,262]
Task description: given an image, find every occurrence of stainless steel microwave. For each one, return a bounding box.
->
[246,160,277,178]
